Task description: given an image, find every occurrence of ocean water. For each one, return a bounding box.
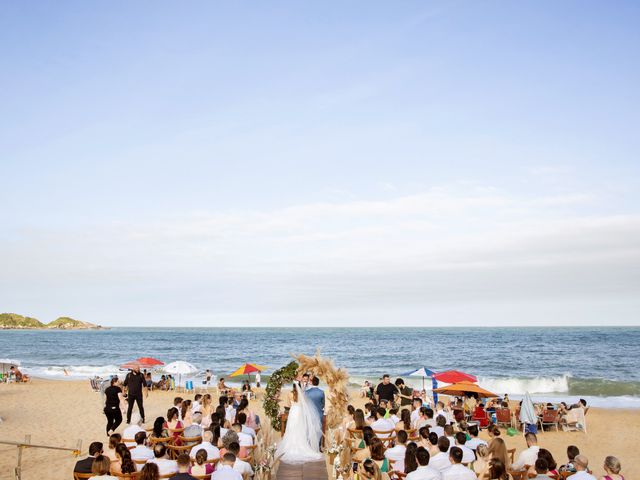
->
[2,327,639,408]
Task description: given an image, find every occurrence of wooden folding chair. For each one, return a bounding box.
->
[372,429,395,449]
[168,443,193,459]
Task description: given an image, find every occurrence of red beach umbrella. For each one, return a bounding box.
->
[433,370,477,383]
[135,357,164,368]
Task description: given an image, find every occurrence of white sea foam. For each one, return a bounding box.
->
[28,364,121,379]
[477,375,571,395]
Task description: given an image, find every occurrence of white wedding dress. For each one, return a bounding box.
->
[276,383,324,463]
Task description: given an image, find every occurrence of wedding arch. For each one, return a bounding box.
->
[262,352,350,430]
[263,360,299,430]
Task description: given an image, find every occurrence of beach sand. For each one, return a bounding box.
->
[0,379,636,480]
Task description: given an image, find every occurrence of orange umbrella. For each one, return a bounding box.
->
[432,381,498,398]
[230,363,267,377]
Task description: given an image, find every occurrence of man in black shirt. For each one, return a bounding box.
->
[73,441,103,474]
[395,378,414,407]
[124,364,148,424]
[375,374,399,406]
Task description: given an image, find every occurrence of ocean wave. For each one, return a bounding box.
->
[29,364,122,379]
[478,375,570,395]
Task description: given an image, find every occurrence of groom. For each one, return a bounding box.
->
[305,376,325,435]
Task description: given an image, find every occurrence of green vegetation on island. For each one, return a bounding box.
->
[0,313,105,330]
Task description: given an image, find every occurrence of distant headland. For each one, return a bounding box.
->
[0,313,107,330]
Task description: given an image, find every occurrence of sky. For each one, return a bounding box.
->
[1,1,639,327]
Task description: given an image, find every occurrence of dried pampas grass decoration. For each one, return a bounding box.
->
[293,350,350,429]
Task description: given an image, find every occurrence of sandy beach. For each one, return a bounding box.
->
[0,379,636,480]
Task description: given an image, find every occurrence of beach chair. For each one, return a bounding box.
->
[347,428,364,439]
[168,443,193,459]
[540,410,559,432]
[178,435,202,447]
[149,436,173,446]
[496,408,513,428]
[192,475,212,480]
[372,429,396,449]
[74,474,94,480]
[113,474,139,479]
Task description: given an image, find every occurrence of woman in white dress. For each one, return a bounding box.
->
[276,382,324,464]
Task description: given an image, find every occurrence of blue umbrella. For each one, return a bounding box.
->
[402,367,439,403]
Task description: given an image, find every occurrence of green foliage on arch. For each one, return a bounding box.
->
[263,360,299,430]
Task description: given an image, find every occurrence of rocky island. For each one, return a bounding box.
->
[0,313,106,330]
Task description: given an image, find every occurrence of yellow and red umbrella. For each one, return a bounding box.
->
[230,363,268,377]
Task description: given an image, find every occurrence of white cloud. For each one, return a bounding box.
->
[1,184,638,326]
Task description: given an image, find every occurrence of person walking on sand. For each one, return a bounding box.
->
[124,364,148,424]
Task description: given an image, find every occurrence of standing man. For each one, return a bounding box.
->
[395,378,414,407]
[255,371,261,388]
[376,374,399,406]
[305,376,325,444]
[124,364,148,424]
[300,373,310,390]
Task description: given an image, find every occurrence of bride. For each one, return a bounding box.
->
[276,382,324,463]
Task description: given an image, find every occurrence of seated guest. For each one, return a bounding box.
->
[220,430,249,458]
[183,412,204,444]
[149,417,169,440]
[123,413,145,447]
[403,443,417,474]
[170,453,197,480]
[369,437,390,473]
[213,453,243,480]
[164,407,184,445]
[360,459,384,480]
[443,425,456,448]
[385,430,408,472]
[190,448,214,475]
[353,427,375,462]
[237,398,259,430]
[105,434,121,461]
[572,455,597,480]
[145,372,153,390]
[410,398,424,425]
[512,432,540,471]
[417,427,431,450]
[431,415,446,438]
[473,444,490,476]
[237,412,256,438]
[413,407,430,431]
[140,462,160,480]
[397,409,412,432]
[472,403,490,428]
[559,445,580,473]
[111,443,136,476]
[601,456,623,480]
[426,432,440,457]
[536,449,558,477]
[231,423,253,446]
[389,408,401,425]
[372,407,396,437]
[181,400,193,427]
[218,378,231,396]
[484,438,510,477]
[406,447,440,480]
[466,424,488,450]
[442,447,475,480]
[74,441,103,474]
[454,432,475,464]
[429,437,451,472]
[486,459,509,480]
[192,394,203,414]
[533,458,552,479]
[89,455,117,480]
[147,443,178,476]
[190,431,220,460]
[228,441,254,477]
[131,432,155,464]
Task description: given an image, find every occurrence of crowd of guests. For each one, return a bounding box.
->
[75,391,260,479]
[342,375,623,480]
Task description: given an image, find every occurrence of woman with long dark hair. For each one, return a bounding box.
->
[104,377,124,436]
